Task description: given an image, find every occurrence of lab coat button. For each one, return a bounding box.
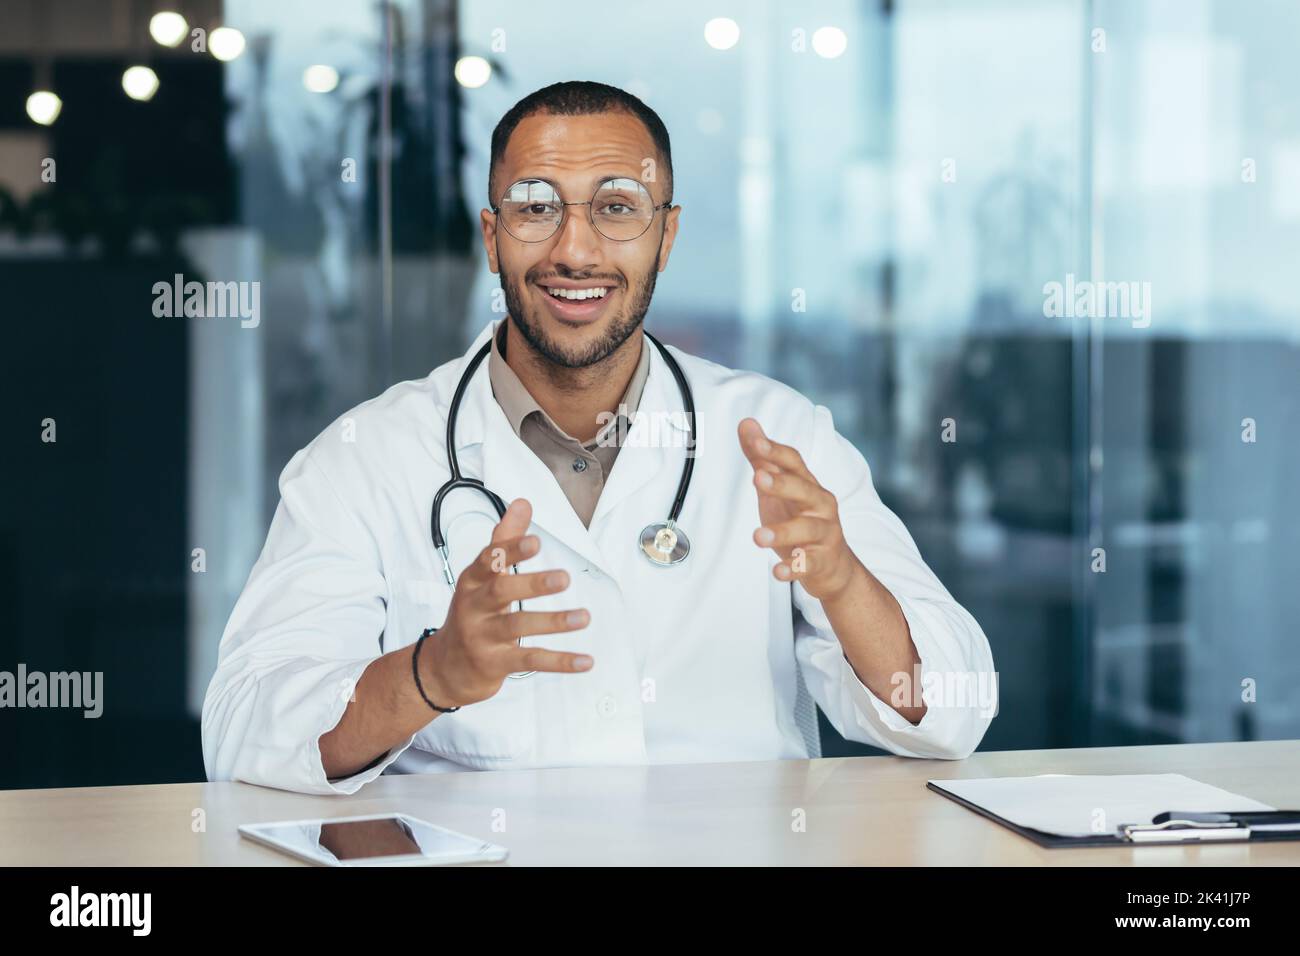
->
[597,694,617,717]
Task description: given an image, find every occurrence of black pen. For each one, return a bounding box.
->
[1152,810,1300,826]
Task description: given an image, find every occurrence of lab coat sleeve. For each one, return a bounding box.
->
[791,403,997,760]
[201,446,417,795]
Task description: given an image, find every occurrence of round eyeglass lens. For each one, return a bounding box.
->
[498,180,561,241]
[590,178,655,240]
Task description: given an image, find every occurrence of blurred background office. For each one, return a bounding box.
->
[1,0,1296,788]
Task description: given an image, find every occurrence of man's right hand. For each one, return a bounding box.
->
[419,498,592,709]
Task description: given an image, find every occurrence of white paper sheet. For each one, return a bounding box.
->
[929,773,1275,838]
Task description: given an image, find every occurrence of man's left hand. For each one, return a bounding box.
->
[738,417,862,602]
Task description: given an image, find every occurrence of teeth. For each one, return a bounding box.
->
[547,286,608,301]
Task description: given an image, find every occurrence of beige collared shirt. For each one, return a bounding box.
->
[487,320,651,528]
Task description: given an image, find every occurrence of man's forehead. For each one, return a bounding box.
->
[499,111,656,184]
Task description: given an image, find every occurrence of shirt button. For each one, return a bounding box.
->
[572,457,588,473]
[597,694,618,718]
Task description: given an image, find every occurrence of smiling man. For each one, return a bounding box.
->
[202,81,997,795]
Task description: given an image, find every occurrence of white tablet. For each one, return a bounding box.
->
[238,813,509,867]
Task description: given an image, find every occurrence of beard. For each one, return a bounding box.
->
[498,252,660,370]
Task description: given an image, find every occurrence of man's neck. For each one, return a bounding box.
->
[501,319,641,444]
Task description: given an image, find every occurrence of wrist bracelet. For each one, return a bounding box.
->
[412,627,460,713]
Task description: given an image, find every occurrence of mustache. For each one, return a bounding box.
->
[529,274,623,287]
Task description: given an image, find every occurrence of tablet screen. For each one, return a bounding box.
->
[241,814,505,865]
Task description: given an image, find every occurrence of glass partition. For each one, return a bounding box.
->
[1,0,1294,787]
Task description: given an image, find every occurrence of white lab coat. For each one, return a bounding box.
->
[202,318,996,795]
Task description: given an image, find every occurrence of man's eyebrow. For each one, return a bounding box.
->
[504,172,646,193]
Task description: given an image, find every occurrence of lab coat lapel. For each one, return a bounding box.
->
[588,337,690,528]
[452,320,609,574]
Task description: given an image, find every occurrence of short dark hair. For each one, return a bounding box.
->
[488,80,674,206]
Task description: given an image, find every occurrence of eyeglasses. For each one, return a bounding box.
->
[492,177,671,243]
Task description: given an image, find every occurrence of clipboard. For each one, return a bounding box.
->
[926,778,1300,848]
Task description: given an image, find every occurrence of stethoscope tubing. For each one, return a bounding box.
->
[429,327,696,678]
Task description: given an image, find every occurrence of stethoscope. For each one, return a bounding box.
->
[430,328,696,677]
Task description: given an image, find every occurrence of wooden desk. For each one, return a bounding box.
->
[2,740,1296,865]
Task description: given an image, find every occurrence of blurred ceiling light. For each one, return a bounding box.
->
[26,90,62,126]
[149,11,188,47]
[811,26,847,59]
[122,65,160,101]
[704,17,740,50]
[303,64,339,93]
[454,55,491,88]
[209,27,246,62]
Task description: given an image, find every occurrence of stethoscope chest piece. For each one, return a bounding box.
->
[640,521,691,566]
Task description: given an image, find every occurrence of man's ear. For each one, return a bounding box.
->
[656,204,682,273]
[480,207,500,274]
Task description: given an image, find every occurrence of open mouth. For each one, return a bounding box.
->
[536,281,617,323]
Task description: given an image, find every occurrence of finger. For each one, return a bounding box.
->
[480,566,573,609]
[737,418,777,470]
[772,561,807,583]
[491,498,532,544]
[737,417,808,477]
[770,548,828,582]
[753,515,827,551]
[505,647,594,675]
[485,606,590,643]
[758,439,813,478]
[740,418,814,478]
[753,467,833,514]
[459,533,541,590]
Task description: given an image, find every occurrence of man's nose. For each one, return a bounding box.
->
[548,203,602,269]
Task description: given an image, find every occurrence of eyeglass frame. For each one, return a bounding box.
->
[490,176,674,243]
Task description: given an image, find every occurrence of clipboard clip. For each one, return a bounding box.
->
[1121,808,1300,842]
[1119,818,1251,844]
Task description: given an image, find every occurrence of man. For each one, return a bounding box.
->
[202,81,996,795]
